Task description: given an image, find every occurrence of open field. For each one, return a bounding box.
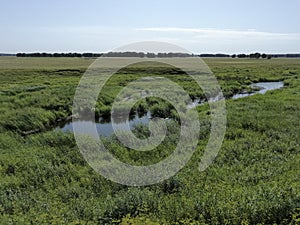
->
[0,57,300,224]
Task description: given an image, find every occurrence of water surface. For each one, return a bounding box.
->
[57,81,284,137]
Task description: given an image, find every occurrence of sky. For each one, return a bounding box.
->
[1,0,300,54]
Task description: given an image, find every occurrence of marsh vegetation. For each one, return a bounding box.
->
[0,57,299,224]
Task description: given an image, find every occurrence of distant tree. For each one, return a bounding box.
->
[287,54,300,58]
[16,53,26,57]
[250,52,261,59]
[237,54,247,58]
[231,54,236,58]
[146,52,156,58]
[157,53,167,58]
[261,53,267,59]
[199,54,215,57]
[215,54,230,57]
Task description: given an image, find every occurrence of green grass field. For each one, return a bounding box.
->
[0,57,299,224]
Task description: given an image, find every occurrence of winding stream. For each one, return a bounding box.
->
[56,81,284,137]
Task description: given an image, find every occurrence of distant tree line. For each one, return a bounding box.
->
[14,52,300,58]
[199,54,231,58]
[16,52,194,58]
[200,53,272,59]
[199,53,300,59]
[16,53,103,57]
[278,53,300,58]
[0,53,16,56]
[231,53,272,59]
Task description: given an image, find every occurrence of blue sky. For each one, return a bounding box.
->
[1,0,300,53]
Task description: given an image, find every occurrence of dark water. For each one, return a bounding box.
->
[57,81,284,136]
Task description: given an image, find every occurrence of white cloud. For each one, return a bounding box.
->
[137,27,300,40]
